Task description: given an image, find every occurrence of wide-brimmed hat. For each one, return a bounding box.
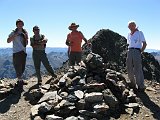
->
[68,23,79,30]
[33,25,40,30]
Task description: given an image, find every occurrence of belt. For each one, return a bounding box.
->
[129,47,141,51]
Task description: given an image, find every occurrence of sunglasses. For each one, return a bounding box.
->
[34,29,39,31]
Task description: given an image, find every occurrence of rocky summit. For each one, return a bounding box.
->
[26,53,140,120]
[83,29,160,82]
[0,29,160,120]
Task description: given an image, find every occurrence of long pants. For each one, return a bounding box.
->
[69,52,82,66]
[32,50,55,82]
[126,49,144,89]
[13,51,27,78]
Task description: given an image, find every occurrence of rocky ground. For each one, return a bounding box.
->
[0,65,160,120]
[0,76,52,120]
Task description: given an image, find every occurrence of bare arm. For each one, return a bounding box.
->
[141,41,147,53]
[7,33,18,43]
[24,33,29,45]
[81,32,88,44]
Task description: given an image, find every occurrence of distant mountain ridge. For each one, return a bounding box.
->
[145,49,160,53]
[0,47,68,79]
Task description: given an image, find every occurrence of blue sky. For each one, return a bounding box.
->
[0,0,160,49]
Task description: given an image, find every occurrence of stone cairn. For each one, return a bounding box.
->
[29,52,139,120]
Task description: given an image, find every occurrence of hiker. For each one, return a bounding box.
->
[7,19,28,88]
[66,23,90,66]
[30,26,57,86]
[126,21,147,92]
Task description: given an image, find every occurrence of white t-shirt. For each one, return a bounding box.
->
[9,31,26,53]
[127,31,146,48]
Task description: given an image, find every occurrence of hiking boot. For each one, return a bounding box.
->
[17,80,24,91]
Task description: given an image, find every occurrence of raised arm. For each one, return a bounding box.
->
[7,33,18,43]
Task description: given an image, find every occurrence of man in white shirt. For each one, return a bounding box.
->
[126,21,147,92]
[7,19,28,89]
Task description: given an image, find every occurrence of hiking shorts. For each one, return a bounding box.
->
[69,52,82,66]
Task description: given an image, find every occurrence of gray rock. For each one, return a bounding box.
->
[76,66,87,78]
[66,94,78,102]
[38,91,61,104]
[125,103,139,108]
[59,92,68,99]
[103,89,119,108]
[106,73,119,81]
[45,114,63,120]
[83,83,105,92]
[55,105,77,118]
[59,76,67,87]
[78,78,86,85]
[38,102,52,113]
[93,102,109,113]
[41,84,51,90]
[86,76,94,84]
[125,108,134,115]
[74,90,84,99]
[105,69,115,73]
[85,92,103,103]
[54,100,75,110]
[76,99,86,110]
[30,104,40,117]
[68,106,76,110]
[127,89,137,102]
[34,116,43,120]
[78,115,89,120]
[79,110,102,119]
[118,81,126,91]
[65,116,78,120]
[67,71,77,79]
[71,76,81,85]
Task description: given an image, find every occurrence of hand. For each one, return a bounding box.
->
[87,42,92,47]
[14,33,19,37]
[141,49,145,54]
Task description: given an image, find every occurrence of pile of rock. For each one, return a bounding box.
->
[29,53,139,120]
[83,29,160,82]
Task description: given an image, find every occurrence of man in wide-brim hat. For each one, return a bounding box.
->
[66,23,89,66]
[68,23,79,30]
